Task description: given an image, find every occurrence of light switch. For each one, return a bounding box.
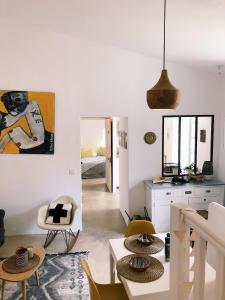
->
[69,169,75,175]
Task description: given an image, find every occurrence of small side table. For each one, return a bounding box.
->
[0,247,45,300]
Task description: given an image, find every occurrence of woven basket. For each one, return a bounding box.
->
[189,174,204,182]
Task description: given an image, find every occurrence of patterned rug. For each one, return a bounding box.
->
[1,252,89,300]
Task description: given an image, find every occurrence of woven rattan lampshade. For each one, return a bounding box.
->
[147,0,180,109]
[147,69,180,109]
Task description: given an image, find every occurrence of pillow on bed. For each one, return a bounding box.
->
[81,148,97,158]
[99,146,106,156]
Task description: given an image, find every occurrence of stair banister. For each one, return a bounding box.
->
[170,202,225,300]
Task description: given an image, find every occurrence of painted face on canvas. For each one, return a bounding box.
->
[1,91,29,116]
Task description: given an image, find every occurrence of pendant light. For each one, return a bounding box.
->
[147,0,180,109]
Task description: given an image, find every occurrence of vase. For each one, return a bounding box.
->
[16,247,28,267]
[202,161,213,180]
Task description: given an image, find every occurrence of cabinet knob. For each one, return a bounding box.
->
[204,199,206,202]
[166,192,171,195]
[206,190,211,193]
[171,200,174,203]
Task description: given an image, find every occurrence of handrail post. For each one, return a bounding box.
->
[215,251,225,300]
[193,234,206,300]
[170,204,190,300]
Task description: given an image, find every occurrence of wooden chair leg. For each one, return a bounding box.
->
[21,281,26,300]
[1,280,5,300]
[35,270,39,286]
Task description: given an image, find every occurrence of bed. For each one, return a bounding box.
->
[81,156,106,179]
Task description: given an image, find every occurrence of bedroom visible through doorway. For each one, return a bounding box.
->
[80,117,119,192]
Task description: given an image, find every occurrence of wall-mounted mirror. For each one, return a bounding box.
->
[162,115,214,177]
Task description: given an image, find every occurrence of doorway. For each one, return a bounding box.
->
[80,117,119,192]
[80,116,128,237]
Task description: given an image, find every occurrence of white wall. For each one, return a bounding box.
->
[80,119,105,150]
[128,64,222,217]
[119,117,129,222]
[0,16,222,234]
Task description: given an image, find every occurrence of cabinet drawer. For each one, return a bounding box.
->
[155,197,187,207]
[188,197,208,210]
[203,196,224,205]
[188,196,221,210]
[154,189,182,198]
[193,187,223,197]
[189,197,208,205]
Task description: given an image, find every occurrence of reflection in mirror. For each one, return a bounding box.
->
[180,117,195,174]
[163,117,179,175]
[162,115,214,177]
[197,117,212,172]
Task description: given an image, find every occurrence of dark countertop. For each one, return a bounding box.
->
[144,179,225,190]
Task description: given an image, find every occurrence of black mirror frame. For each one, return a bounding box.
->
[162,115,214,177]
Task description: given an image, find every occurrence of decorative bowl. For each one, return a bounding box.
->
[128,255,150,272]
[189,174,204,182]
[137,233,154,246]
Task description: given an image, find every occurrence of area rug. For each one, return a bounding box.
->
[1,252,89,300]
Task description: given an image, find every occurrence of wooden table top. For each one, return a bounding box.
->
[0,247,45,282]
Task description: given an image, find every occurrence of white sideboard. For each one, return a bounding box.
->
[144,179,225,232]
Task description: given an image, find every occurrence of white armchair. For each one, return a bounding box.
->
[37,195,80,252]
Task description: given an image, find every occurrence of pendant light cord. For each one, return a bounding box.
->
[163,0,166,69]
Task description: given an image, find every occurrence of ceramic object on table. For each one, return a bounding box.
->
[27,246,34,259]
[128,255,150,272]
[137,233,154,246]
[15,247,28,267]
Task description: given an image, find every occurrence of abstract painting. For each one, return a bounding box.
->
[0,90,54,154]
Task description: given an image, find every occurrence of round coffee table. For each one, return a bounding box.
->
[0,247,45,300]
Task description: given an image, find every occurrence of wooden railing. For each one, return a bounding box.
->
[170,202,225,300]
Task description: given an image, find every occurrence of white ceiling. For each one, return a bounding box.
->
[1,0,225,70]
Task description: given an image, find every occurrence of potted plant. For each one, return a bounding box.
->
[183,163,195,175]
